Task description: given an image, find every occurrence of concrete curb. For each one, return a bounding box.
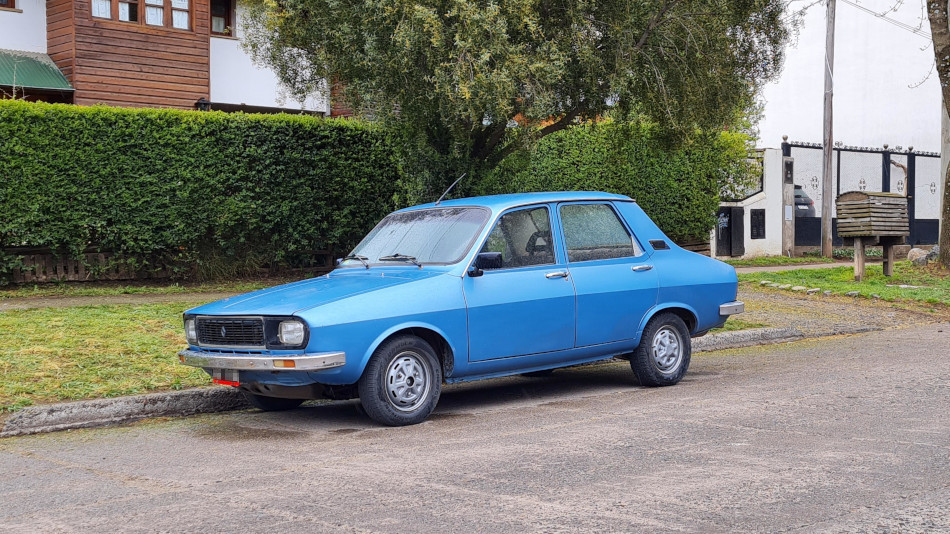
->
[1,387,249,438]
[693,327,805,352]
[0,326,862,438]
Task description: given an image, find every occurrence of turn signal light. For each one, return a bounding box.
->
[273,360,296,368]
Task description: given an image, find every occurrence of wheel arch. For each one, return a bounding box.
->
[361,323,457,381]
[639,304,699,336]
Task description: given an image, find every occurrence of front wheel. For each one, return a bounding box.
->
[630,313,691,386]
[358,335,442,426]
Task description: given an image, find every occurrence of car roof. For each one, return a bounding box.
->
[400,191,634,213]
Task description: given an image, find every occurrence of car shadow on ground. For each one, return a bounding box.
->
[209,361,653,434]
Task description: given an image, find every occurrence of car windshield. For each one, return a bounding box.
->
[343,207,490,266]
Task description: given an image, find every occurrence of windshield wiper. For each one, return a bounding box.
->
[378,253,422,267]
[343,254,370,269]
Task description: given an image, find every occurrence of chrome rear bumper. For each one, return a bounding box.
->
[719,301,745,316]
[178,349,346,371]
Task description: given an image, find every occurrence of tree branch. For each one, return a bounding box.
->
[634,0,682,52]
[485,107,583,168]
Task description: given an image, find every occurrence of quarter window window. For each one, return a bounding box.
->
[479,207,555,269]
[560,204,641,262]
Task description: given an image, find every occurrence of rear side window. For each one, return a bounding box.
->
[479,207,554,269]
[560,204,642,262]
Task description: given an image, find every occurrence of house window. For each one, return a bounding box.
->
[119,1,138,22]
[750,209,766,239]
[144,0,163,26]
[211,0,233,35]
[171,0,190,30]
[94,0,191,30]
[92,0,111,18]
[0,1,16,10]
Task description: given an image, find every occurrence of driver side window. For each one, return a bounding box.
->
[479,207,554,269]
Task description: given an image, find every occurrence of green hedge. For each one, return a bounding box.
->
[476,122,751,243]
[0,100,399,281]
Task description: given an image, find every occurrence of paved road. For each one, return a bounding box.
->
[2,325,948,532]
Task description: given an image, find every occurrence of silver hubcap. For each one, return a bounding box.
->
[385,351,431,412]
[651,326,683,374]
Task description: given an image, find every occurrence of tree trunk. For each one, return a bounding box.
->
[927,1,950,267]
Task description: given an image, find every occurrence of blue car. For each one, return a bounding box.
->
[180,192,743,426]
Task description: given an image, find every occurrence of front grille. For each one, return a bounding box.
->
[196,317,265,348]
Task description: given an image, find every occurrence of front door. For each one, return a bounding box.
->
[463,205,576,361]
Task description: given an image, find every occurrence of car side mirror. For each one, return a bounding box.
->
[335,258,343,266]
[469,252,503,277]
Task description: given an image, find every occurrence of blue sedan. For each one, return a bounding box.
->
[180,192,743,425]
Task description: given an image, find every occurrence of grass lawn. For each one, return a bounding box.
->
[738,262,950,306]
[726,255,836,268]
[0,277,301,300]
[0,302,210,412]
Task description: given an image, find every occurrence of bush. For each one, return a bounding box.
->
[0,100,399,281]
[476,122,752,243]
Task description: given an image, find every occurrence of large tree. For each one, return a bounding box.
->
[243,0,789,178]
[927,0,950,268]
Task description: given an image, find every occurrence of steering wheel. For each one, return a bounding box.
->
[526,230,552,255]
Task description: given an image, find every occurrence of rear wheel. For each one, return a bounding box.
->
[243,392,305,411]
[631,313,691,386]
[358,335,442,426]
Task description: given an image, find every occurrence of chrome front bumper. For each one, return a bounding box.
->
[178,349,346,371]
[719,301,745,316]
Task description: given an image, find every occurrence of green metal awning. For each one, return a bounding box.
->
[0,49,72,91]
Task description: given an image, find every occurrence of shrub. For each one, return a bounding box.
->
[476,122,752,243]
[0,100,399,281]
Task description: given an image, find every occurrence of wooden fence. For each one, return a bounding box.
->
[4,248,336,284]
[7,250,169,283]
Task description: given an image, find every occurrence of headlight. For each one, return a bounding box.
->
[278,320,306,346]
[185,318,197,344]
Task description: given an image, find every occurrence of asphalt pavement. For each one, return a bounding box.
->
[1,324,947,532]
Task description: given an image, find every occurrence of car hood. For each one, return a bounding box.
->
[187,268,450,316]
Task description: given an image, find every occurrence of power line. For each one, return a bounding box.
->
[839,0,931,40]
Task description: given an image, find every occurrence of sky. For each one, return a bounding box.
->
[756,0,941,152]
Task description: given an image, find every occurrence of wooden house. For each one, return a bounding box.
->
[0,0,328,114]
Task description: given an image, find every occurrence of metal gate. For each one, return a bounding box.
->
[782,141,941,246]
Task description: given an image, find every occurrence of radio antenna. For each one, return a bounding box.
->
[435,173,467,206]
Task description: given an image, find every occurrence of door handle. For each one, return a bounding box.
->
[631,265,654,272]
[545,271,570,279]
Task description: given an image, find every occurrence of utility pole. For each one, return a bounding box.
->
[821,0,836,257]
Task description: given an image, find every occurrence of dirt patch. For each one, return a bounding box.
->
[738,287,948,337]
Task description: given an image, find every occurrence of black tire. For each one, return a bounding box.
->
[358,335,442,426]
[243,392,305,411]
[630,313,691,387]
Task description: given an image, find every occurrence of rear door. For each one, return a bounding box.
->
[558,202,658,347]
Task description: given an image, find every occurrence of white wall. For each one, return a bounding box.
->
[713,149,786,259]
[209,5,327,112]
[757,1,940,152]
[0,0,47,53]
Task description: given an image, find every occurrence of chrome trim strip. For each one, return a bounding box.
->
[178,349,346,371]
[719,301,745,316]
